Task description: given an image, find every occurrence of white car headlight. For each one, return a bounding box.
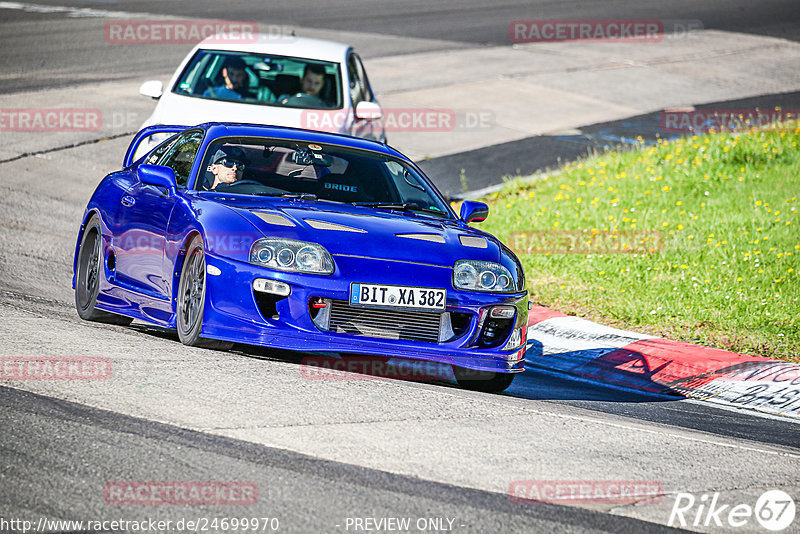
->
[453,260,516,292]
[250,238,334,274]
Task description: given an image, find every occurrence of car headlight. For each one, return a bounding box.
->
[250,238,334,274]
[453,260,517,292]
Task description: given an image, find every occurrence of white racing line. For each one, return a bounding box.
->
[683,398,800,425]
[0,1,150,18]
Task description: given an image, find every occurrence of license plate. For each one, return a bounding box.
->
[350,283,446,311]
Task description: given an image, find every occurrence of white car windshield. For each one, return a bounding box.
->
[173,50,342,109]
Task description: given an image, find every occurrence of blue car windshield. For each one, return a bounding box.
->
[196,137,453,218]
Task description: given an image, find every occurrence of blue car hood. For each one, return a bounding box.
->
[219,198,502,266]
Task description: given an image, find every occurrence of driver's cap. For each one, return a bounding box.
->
[212,145,249,165]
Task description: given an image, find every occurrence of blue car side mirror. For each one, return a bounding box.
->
[137,164,177,194]
[460,200,489,223]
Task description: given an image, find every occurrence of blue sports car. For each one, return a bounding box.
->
[73,123,528,392]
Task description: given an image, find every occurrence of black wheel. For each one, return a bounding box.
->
[176,235,233,350]
[75,216,133,325]
[453,366,515,393]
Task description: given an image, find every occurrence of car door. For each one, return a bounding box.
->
[347,52,384,141]
[115,130,203,300]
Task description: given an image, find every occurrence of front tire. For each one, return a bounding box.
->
[453,366,515,393]
[176,235,233,351]
[75,216,132,326]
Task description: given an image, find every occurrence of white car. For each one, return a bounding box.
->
[138,34,386,143]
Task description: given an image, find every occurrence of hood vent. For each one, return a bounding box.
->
[396,233,445,243]
[305,219,367,233]
[459,235,487,248]
[252,212,295,227]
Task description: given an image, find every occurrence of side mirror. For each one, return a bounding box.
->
[354,101,382,120]
[137,164,177,195]
[460,201,489,223]
[139,80,163,99]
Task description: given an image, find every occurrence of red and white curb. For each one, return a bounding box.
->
[525,306,800,420]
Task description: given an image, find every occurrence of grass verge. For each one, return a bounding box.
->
[477,125,800,362]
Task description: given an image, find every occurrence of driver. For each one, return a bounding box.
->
[203,56,249,100]
[208,146,249,189]
[277,64,327,105]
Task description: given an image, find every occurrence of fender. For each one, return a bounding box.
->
[72,170,137,288]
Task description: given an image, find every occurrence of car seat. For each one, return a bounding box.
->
[272,74,301,97]
[320,74,338,106]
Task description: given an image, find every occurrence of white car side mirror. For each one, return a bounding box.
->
[139,80,164,99]
[355,101,382,120]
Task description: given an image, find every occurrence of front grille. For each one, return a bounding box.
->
[327,300,441,343]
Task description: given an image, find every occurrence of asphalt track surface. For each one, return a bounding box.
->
[1,2,800,533]
[2,0,800,94]
[4,0,800,193]
[1,385,689,534]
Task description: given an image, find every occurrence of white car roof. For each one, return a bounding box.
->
[196,34,352,63]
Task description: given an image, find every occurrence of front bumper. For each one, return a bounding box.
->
[200,252,528,374]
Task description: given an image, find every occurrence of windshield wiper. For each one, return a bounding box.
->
[353,202,447,217]
[258,192,318,201]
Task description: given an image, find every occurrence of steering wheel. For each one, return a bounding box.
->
[282,93,328,108]
[212,180,265,192]
[225,180,263,187]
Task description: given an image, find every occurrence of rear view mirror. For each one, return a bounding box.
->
[291,148,314,166]
[291,149,333,167]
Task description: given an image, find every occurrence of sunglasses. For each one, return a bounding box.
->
[215,158,245,170]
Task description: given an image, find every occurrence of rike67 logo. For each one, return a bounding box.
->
[669,490,795,531]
